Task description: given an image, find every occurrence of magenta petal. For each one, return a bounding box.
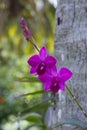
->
[50,65,58,76]
[39,73,52,83]
[59,67,72,82]
[39,46,47,60]
[44,82,51,91]
[45,56,57,68]
[59,82,65,91]
[27,55,41,67]
[30,67,37,74]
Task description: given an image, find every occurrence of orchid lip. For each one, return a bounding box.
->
[50,77,60,93]
[37,62,46,75]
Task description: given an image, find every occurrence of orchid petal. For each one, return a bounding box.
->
[45,56,57,67]
[39,46,47,60]
[30,67,37,74]
[39,73,52,83]
[27,55,41,67]
[59,82,65,91]
[44,82,51,91]
[50,65,58,76]
[59,67,72,82]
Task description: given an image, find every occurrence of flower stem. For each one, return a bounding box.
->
[30,37,40,52]
[66,85,87,118]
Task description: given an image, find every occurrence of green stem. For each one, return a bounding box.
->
[66,85,87,118]
[18,90,45,97]
[30,37,40,52]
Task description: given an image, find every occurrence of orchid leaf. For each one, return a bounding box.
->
[53,118,87,129]
[21,112,42,123]
[24,123,46,130]
[14,76,40,83]
[17,90,46,97]
[20,97,53,117]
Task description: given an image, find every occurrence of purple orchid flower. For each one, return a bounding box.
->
[27,46,57,75]
[39,66,72,93]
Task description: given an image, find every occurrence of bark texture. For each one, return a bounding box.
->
[49,0,87,130]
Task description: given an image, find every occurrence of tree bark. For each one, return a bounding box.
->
[46,0,87,130]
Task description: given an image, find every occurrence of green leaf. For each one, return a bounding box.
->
[53,118,87,129]
[20,97,53,117]
[14,76,40,83]
[21,112,42,123]
[24,123,46,130]
[18,90,46,97]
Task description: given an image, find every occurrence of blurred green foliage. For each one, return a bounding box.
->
[0,0,56,129]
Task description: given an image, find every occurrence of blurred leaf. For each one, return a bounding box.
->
[53,118,87,129]
[20,97,53,117]
[18,90,47,97]
[24,123,46,130]
[21,112,42,123]
[8,24,16,39]
[14,76,40,82]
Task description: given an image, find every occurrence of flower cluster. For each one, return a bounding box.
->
[27,46,72,93]
[20,17,72,93]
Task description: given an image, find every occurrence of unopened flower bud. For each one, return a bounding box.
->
[20,17,32,41]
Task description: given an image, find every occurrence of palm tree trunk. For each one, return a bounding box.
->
[46,0,87,130]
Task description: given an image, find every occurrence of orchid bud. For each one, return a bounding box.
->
[20,17,32,41]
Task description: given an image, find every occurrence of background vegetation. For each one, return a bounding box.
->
[0,0,56,130]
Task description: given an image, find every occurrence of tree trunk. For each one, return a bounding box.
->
[46,0,87,130]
